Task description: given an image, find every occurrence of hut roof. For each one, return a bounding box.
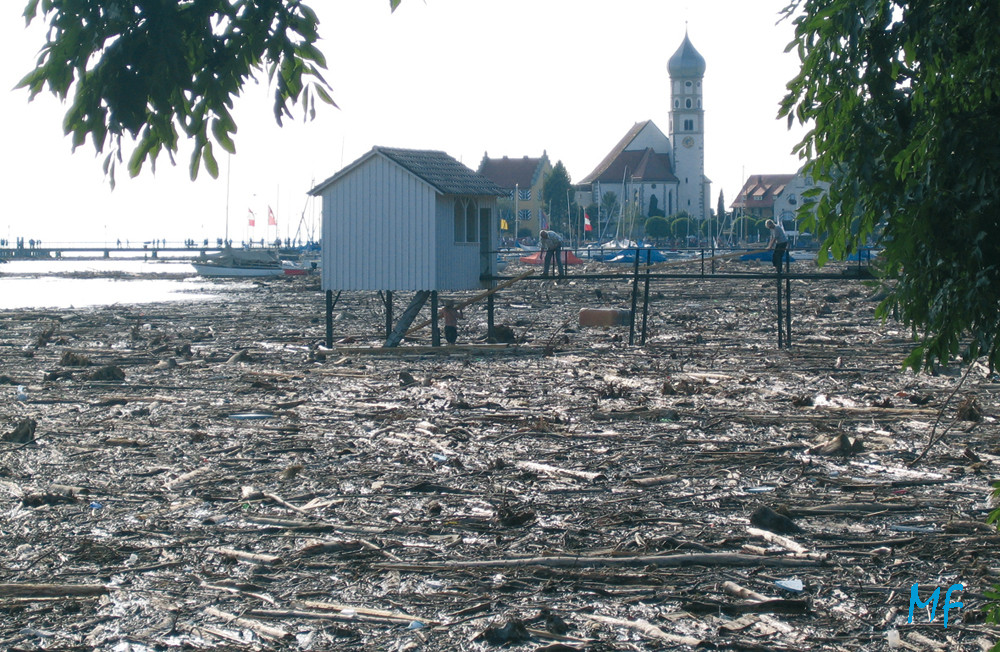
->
[311,147,507,197]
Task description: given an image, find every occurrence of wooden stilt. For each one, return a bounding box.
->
[325,290,334,348]
[385,291,393,339]
[384,291,431,348]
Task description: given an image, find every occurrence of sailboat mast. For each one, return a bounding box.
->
[224,155,231,245]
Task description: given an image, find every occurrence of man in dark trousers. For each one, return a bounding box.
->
[539,230,564,277]
[766,219,788,271]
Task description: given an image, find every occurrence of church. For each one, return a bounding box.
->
[579,33,711,235]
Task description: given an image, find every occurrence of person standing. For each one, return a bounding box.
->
[439,300,463,345]
[765,219,788,272]
[539,230,564,277]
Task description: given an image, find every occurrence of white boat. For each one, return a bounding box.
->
[192,249,294,277]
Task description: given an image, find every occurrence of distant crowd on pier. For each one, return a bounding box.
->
[2,237,318,250]
[2,238,44,249]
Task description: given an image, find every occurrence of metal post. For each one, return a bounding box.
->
[776,266,784,348]
[430,291,440,347]
[629,247,640,346]
[711,230,716,274]
[641,249,652,345]
[785,253,792,346]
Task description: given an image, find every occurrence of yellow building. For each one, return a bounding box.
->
[477,152,553,238]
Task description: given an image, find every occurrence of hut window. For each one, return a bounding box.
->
[465,200,478,243]
[454,201,466,242]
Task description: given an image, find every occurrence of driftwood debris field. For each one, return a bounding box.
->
[1,258,998,651]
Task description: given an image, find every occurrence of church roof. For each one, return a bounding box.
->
[477,153,550,190]
[668,33,706,78]
[581,121,677,185]
[311,146,506,197]
[606,148,677,184]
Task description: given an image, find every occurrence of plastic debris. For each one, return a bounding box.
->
[775,578,804,592]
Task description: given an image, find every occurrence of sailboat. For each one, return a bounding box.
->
[192,166,311,277]
[192,248,289,277]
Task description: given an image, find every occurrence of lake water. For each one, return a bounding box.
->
[0,258,240,310]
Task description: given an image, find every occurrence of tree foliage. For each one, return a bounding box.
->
[542,161,572,233]
[779,0,1000,371]
[644,216,668,240]
[668,211,692,239]
[600,191,619,225]
[17,0,401,185]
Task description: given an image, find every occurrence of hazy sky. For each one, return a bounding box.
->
[1,0,807,246]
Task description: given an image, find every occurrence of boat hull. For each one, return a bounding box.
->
[192,263,287,277]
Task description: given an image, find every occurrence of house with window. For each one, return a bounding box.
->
[771,169,829,244]
[732,171,828,243]
[310,146,506,292]
[730,174,796,222]
[477,152,552,237]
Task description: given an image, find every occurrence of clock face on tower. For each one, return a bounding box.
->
[682,136,694,149]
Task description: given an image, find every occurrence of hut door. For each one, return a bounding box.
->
[479,206,492,277]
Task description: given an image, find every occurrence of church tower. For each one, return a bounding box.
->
[668,33,709,221]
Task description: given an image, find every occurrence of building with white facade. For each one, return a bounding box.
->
[579,33,711,235]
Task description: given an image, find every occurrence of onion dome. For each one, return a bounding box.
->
[668,33,706,78]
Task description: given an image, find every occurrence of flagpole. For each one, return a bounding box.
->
[513,183,519,246]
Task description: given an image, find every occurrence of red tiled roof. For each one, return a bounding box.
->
[477,154,549,190]
[731,174,795,208]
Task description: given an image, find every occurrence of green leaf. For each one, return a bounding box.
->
[211,118,236,155]
[21,0,338,184]
[202,141,219,178]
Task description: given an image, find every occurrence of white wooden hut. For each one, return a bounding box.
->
[309,146,507,346]
[309,146,506,292]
